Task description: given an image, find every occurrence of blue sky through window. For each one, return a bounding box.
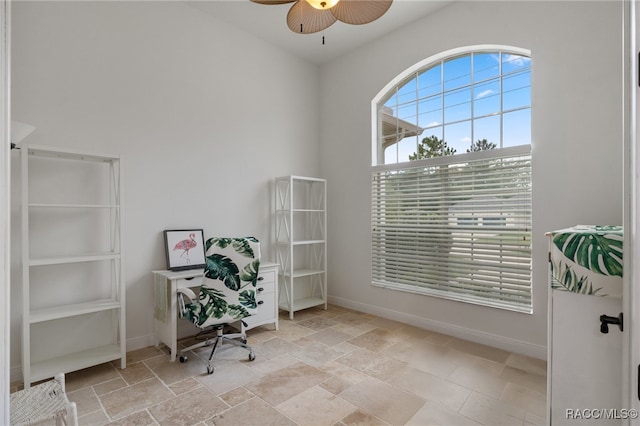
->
[382,51,531,164]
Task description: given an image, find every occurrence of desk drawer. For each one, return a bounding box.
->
[258,269,276,284]
[256,280,275,295]
[245,271,277,329]
[176,276,202,289]
[247,290,276,326]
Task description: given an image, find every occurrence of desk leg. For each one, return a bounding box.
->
[153,274,179,361]
[170,278,178,362]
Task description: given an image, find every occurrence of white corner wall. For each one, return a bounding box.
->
[8,0,624,375]
[319,1,623,358]
[9,1,320,376]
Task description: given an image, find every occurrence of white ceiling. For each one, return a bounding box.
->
[188,0,452,65]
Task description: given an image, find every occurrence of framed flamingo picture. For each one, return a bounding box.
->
[163,229,206,271]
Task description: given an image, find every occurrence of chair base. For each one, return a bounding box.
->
[179,325,255,374]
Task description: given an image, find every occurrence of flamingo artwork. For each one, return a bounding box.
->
[174,233,198,263]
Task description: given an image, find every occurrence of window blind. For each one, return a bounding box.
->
[371,145,532,313]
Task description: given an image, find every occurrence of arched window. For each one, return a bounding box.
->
[371,46,532,313]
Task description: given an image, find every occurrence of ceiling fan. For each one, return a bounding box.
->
[250,0,394,34]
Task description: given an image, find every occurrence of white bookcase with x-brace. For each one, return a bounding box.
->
[275,176,327,320]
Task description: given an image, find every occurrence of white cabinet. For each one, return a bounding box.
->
[275,176,327,319]
[20,145,125,387]
[243,264,279,331]
[547,226,623,425]
[152,262,278,362]
[548,292,622,425]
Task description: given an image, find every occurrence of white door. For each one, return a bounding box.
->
[0,0,10,422]
[0,0,11,424]
[627,1,640,424]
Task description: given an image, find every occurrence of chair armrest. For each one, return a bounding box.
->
[177,287,197,301]
[177,287,198,318]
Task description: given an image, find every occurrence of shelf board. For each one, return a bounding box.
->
[29,203,119,209]
[27,145,119,163]
[276,175,326,183]
[29,252,120,266]
[293,240,325,246]
[279,297,326,313]
[276,209,325,213]
[282,268,325,278]
[276,240,326,246]
[30,299,121,323]
[30,344,122,383]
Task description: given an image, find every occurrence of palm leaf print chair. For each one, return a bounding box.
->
[177,237,260,374]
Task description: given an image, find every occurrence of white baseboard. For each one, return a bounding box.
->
[328,295,547,361]
[126,334,156,353]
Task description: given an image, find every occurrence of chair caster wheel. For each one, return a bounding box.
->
[179,355,187,363]
[242,339,247,344]
[248,352,256,361]
[207,366,214,375]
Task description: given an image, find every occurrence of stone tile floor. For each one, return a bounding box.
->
[12,305,547,425]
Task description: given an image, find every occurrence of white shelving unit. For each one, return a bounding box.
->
[275,176,327,319]
[21,145,126,387]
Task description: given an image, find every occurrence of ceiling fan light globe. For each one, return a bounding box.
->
[305,0,340,10]
[287,0,337,33]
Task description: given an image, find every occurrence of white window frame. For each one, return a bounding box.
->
[372,45,531,166]
[371,45,532,313]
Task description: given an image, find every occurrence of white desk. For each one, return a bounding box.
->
[152,261,279,362]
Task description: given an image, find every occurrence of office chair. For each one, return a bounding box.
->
[177,236,260,374]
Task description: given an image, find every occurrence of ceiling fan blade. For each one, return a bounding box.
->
[250,0,296,4]
[331,0,393,25]
[287,1,337,34]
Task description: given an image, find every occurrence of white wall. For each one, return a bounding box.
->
[319,1,623,357]
[9,1,320,374]
[8,0,624,375]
